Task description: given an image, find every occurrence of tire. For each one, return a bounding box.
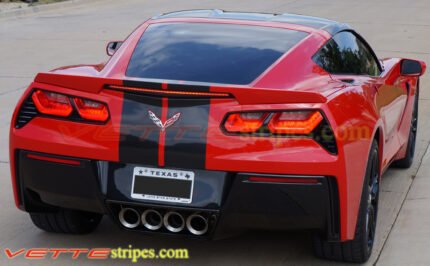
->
[30,209,102,234]
[392,89,419,168]
[312,140,380,263]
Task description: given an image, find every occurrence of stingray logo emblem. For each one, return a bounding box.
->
[148,110,181,131]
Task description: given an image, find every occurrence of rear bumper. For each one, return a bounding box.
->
[14,150,340,241]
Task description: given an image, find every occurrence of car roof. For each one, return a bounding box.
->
[152,9,351,35]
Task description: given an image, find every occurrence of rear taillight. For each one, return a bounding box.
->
[224,112,269,133]
[31,90,73,117]
[30,89,109,123]
[222,110,337,154]
[73,98,109,122]
[223,110,323,135]
[268,111,323,135]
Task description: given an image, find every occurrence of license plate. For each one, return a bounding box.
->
[131,167,194,204]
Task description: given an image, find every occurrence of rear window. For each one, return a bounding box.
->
[126,23,308,85]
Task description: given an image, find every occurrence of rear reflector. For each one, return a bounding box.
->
[26,154,81,166]
[32,90,73,117]
[73,98,109,122]
[248,176,320,184]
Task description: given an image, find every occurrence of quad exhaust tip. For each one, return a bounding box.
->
[186,213,209,236]
[119,208,141,229]
[163,211,185,233]
[118,207,210,235]
[141,209,163,231]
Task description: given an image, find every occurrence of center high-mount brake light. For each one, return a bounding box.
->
[223,110,323,135]
[32,90,73,117]
[73,98,109,122]
[108,85,231,98]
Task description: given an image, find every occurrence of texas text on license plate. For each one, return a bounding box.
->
[131,167,194,204]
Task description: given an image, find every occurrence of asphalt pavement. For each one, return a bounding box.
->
[1,0,430,265]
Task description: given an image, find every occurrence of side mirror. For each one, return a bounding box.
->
[400,59,426,76]
[379,60,385,72]
[106,41,123,56]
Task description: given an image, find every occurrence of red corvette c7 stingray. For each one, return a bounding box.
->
[9,10,426,263]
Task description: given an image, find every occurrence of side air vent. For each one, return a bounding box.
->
[313,120,338,155]
[15,95,38,128]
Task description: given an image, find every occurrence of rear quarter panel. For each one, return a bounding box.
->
[326,84,382,239]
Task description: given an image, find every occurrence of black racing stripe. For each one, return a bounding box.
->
[119,93,162,165]
[120,80,211,169]
[163,97,210,170]
[123,80,163,90]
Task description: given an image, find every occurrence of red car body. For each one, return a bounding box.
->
[9,10,426,262]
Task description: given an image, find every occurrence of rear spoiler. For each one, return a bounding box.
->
[35,72,122,93]
[35,72,327,104]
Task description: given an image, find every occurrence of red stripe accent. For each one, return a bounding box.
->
[26,154,81,166]
[158,97,168,167]
[248,176,320,184]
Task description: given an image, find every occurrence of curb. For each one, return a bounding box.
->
[0,0,102,19]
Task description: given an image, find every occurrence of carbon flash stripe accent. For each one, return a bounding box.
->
[119,93,162,165]
[163,97,210,169]
[122,80,165,90]
[119,80,210,169]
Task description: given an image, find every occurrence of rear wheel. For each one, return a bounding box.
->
[313,140,380,263]
[392,90,419,168]
[30,209,102,234]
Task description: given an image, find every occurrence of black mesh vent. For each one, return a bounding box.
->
[15,95,38,128]
[313,120,338,154]
[326,176,340,240]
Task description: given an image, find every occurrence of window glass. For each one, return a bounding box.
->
[127,23,309,85]
[313,31,380,76]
